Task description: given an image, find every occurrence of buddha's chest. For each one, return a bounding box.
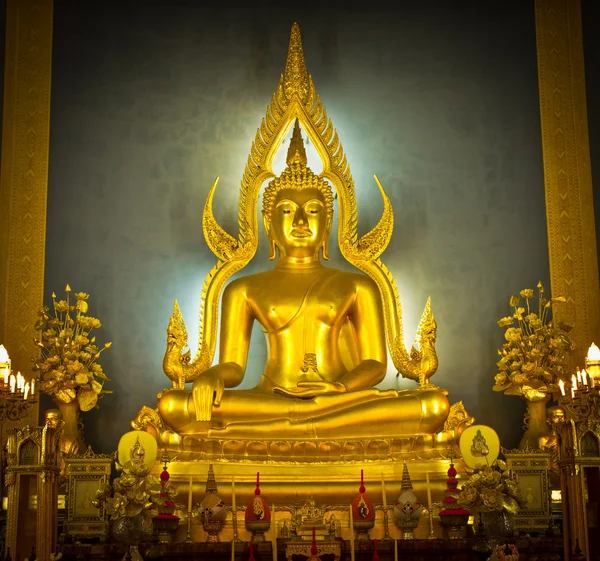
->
[248,273,354,333]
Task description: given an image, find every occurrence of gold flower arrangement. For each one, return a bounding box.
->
[32,285,112,410]
[493,282,574,401]
[456,460,526,514]
[93,461,165,521]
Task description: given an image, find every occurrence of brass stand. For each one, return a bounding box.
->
[232,506,242,543]
[382,508,392,540]
[184,511,194,543]
[427,508,436,539]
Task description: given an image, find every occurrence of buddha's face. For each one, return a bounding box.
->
[268,188,330,258]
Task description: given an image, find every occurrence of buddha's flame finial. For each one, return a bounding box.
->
[255,472,261,496]
[359,469,366,494]
[286,119,307,166]
[205,463,218,494]
[283,23,309,101]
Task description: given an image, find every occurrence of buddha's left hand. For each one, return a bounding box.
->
[274,381,347,398]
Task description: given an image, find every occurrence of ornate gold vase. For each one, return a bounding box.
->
[520,396,551,450]
[112,513,154,561]
[53,398,85,456]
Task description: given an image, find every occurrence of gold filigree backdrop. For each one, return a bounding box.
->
[43,3,550,451]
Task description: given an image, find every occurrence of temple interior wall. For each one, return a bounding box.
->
[42,0,558,452]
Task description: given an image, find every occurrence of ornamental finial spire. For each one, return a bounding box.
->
[283,23,309,101]
[286,119,307,166]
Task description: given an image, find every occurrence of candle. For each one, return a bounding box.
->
[381,474,388,510]
[582,369,589,386]
[9,374,15,393]
[559,379,566,396]
[394,538,398,561]
[571,386,576,399]
[426,473,432,512]
[572,374,578,390]
[231,476,237,516]
[272,503,277,561]
[349,504,355,561]
[577,369,582,384]
[188,475,193,512]
[31,378,35,395]
[23,382,29,400]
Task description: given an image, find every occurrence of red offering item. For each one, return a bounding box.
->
[372,538,380,561]
[439,463,470,517]
[245,471,272,522]
[307,526,322,560]
[351,469,376,521]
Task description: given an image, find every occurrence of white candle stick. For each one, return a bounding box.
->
[23,382,29,400]
[559,379,566,396]
[31,378,35,395]
[426,473,432,512]
[349,504,355,561]
[272,503,277,561]
[582,369,589,386]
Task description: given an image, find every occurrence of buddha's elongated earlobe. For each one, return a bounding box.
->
[321,239,330,261]
[269,238,277,260]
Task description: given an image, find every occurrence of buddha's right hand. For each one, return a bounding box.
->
[192,371,224,422]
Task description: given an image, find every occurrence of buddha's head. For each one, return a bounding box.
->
[262,120,334,260]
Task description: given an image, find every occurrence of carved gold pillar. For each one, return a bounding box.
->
[0,0,54,427]
[535,0,600,363]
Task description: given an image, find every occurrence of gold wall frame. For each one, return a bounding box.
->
[503,448,552,531]
[0,0,54,428]
[535,0,600,360]
[64,446,114,541]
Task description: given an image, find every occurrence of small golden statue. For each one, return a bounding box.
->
[133,23,467,454]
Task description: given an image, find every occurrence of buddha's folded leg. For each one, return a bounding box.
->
[201,389,449,440]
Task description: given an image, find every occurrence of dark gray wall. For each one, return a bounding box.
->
[45,0,548,453]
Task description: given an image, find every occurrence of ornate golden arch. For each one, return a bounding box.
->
[196,23,426,379]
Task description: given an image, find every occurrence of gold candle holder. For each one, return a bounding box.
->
[184,511,194,543]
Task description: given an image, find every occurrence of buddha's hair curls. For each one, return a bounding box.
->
[262,162,334,226]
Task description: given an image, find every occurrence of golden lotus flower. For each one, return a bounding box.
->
[494,283,573,401]
[32,287,111,408]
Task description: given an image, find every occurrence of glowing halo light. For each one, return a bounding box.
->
[117,430,158,476]
[459,425,501,469]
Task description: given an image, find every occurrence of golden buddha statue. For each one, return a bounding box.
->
[133,23,470,457]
